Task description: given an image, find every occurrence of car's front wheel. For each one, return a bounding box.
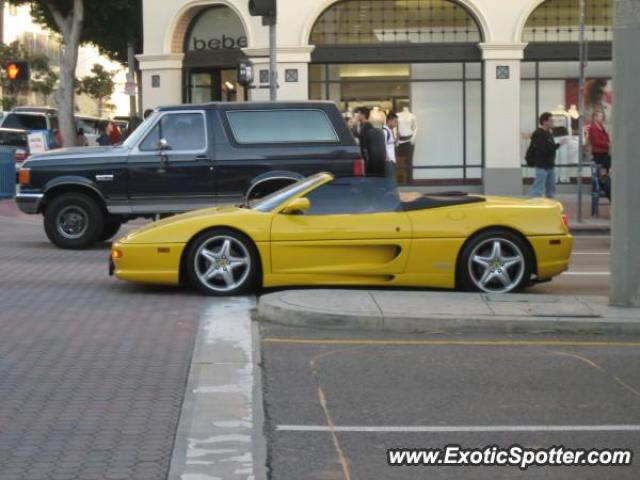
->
[44,192,105,249]
[186,229,260,296]
[458,230,532,294]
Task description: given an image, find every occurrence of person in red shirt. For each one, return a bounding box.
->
[588,110,611,172]
[108,121,122,145]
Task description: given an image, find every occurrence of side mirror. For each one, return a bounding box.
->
[281,197,311,214]
[158,138,170,151]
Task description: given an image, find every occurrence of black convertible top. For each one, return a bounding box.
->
[401,194,485,212]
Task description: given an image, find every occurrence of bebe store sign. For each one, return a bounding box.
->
[188,6,247,51]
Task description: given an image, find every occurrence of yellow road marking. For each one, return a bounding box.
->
[310,350,352,480]
[550,350,640,400]
[263,338,640,348]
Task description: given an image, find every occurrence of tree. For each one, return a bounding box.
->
[7,1,143,143]
[8,0,83,147]
[0,40,57,110]
[76,63,114,117]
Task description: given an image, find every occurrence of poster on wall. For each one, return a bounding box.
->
[565,78,613,128]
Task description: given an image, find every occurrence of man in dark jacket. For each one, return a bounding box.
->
[529,112,563,198]
[355,107,373,164]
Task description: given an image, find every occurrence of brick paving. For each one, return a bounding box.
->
[0,213,206,480]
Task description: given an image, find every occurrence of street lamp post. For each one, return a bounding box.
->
[610,0,640,306]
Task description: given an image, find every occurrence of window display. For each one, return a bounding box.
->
[309,62,482,185]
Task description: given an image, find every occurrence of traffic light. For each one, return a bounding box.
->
[5,61,30,82]
[248,0,276,25]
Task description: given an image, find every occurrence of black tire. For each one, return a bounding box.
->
[98,219,122,242]
[186,228,260,296]
[43,192,105,249]
[457,229,533,294]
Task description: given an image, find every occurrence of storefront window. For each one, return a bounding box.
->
[520,60,613,181]
[310,62,482,183]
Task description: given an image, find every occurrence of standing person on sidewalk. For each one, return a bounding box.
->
[354,107,373,163]
[587,110,611,200]
[528,112,564,198]
[383,112,398,181]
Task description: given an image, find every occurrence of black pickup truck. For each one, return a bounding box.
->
[16,101,363,249]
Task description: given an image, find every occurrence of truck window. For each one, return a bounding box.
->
[2,113,48,131]
[139,112,206,152]
[226,110,339,144]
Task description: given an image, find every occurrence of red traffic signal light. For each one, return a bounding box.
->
[5,61,29,82]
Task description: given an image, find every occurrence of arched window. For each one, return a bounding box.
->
[523,0,612,43]
[310,0,482,45]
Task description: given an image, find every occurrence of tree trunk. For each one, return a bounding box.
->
[50,0,84,148]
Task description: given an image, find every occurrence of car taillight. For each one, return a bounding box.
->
[353,157,365,176]
[561,214,569,229]
[14,149,27,162]
[18,168,31,186]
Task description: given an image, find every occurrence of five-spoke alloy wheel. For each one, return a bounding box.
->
[459,230,532,294]
[186,229,259,295]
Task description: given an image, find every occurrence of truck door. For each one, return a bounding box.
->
[126,110,216,214]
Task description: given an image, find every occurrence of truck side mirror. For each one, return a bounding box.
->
[158,138,170,151]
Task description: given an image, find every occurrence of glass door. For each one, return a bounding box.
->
[188,70,220,103]
[187,69,246,103]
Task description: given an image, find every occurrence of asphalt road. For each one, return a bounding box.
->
[0,200,616,480]
[260,324,640,480]
[529,235,610,296]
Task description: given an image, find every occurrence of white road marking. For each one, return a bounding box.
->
[277,425,640,433]
[572,235,610,239]
[563,272,610,276]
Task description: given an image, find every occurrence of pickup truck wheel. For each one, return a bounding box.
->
[98,220,122,242]
[44,193,105,249]
[186,229,259,296]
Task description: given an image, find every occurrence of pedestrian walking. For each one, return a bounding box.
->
[354,106,373,164]
[527,112,565,198]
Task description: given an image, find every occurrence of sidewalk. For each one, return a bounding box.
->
[257,290,640,335]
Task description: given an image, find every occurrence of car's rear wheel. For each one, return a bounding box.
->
[458,230,532,294]
[186,229,259,296]
[44,192,105,249]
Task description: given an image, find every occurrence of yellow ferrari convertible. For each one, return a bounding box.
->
[110,173,572,296]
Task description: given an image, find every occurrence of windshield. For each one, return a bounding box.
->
[122,111,160,148]
[251,175,329,212]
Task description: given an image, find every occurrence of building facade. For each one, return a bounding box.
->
[139,0,613,193]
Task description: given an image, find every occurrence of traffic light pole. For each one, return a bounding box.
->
[269,20,277,101]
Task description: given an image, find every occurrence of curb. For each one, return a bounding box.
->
[257,292,640,336]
